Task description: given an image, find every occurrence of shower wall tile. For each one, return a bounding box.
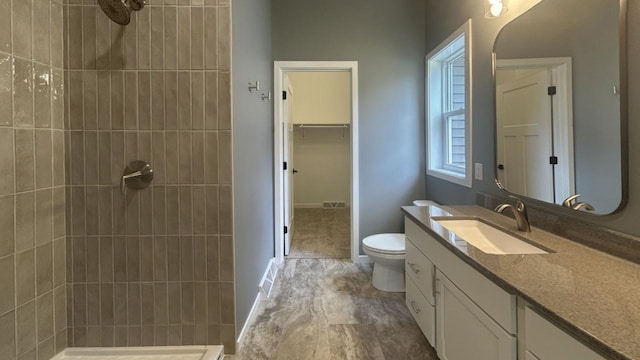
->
[138,11,151,70]
[124,72,138,129]
[97,72,111,130]
[150,7,165,70]
[12,0,32,59]
[33,0,51,64]
[111,72,124,129]
[33,65,51,128]
[123,17,138,70]
[177,72,191,129]
[217,7,231,71]
[67,6,83,69]
[15,193,35,253]
[16,250,36,307]
[138,73,151,129]
[0,0,11,54]
[204,8,218,70]
[204,71,218,129]
[51,2,64,68]
[0,255,16,314]
[15,130,35,192]
[0,55,12,127]
[177,7,191,70]
[35,131,53,189]
[110,23,125,70]
[13,58,34,128]
[51,69,65,130]
[82,6,97,69]
[191,10,204,70]
[95,11,112,70]
[218,72,231,130]
[164,7,178,70]
[83,71,98,130]
[64,1,233,351]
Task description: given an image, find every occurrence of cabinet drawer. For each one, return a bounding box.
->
[525,306,605,360]
[406,276,436,346]
[405,217,516,334]
[406,240,435,305]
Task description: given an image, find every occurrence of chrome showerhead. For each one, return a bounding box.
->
[98,0,146,26]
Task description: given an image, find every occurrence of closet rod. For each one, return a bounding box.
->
[296,124,350,128]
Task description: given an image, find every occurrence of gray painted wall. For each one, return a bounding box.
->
[425,0,640,237]
[232,0,275,337]
[272,0,427,253]
[495,0,620,213]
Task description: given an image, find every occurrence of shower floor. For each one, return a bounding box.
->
[50,346,224,360]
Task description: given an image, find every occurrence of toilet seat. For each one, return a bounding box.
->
[363,233,405,254]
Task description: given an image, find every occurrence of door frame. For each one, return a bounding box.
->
[273,61,361,265]
[496,57,575,204]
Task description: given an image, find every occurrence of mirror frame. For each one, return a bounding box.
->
[491,0,629,216]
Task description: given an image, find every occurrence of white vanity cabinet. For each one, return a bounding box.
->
[405,217,517,360]
[405,240,436,344]
[524,306,605,360]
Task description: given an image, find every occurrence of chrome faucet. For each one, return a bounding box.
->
[562,194,595,212]
[495,196,531,232]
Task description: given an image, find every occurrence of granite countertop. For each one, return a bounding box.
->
[402,205,640,360]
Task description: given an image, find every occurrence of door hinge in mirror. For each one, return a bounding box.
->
[548,86,557,96]
[549,156,558,165]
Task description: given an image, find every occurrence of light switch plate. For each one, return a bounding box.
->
[474,163,483,181]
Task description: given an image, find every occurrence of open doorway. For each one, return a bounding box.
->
[274,61,361,265]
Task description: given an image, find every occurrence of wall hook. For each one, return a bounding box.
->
[248,80,260,93]
[261,92,272,101]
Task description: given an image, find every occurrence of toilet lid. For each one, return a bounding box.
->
[363,233,405,254]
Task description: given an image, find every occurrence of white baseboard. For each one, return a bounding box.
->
[236,258,279,346]
[236,292,261,345]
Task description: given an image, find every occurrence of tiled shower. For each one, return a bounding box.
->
[0,0,234,358]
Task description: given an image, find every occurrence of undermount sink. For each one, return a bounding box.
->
[433,217,549,255]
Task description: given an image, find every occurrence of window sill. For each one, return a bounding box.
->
[427,167,472,188]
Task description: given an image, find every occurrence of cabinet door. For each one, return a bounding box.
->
[525,306,605,360]
[436,271,516,360]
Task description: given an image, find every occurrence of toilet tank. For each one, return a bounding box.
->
[413,200,440,206]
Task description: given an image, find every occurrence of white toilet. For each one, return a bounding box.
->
[363,200,438,292]
[363,233,406,292]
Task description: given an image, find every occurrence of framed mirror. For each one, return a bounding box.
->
[493,0,627,215]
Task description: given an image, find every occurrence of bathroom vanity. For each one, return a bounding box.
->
[403,205,639,360]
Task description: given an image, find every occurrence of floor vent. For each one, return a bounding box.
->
[259,259,279,299]
[322,201,347,209]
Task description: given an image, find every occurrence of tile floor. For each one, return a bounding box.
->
[288,208,351,259]
[229,208,438,359]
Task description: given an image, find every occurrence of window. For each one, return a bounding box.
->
[426,19,472,187]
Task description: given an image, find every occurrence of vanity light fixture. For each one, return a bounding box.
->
[485,0,508,18]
